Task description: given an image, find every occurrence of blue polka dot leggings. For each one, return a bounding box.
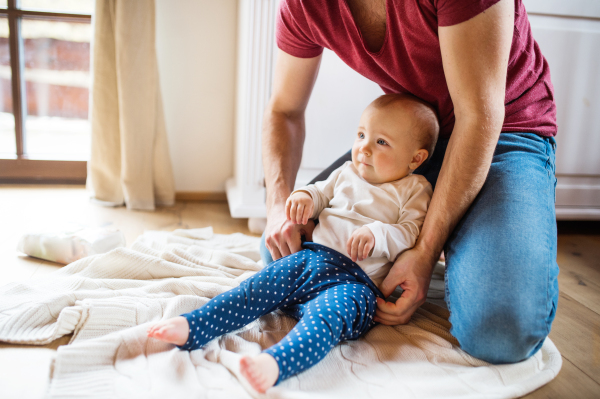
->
[178,242,384,384]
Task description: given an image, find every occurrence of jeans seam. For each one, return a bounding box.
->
[544,138,556,336]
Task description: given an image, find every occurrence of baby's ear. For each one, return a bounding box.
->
[409,149,429,170]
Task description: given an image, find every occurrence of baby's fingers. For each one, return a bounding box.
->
[285,198,292,221]
[350,239,359,262]
[361,240,369,260]
[346,236,353,259]
[357,238,366,261]
[363,239,374,260]
[288,201,299,223]
[302,203,313,225]
[295,203,305,225]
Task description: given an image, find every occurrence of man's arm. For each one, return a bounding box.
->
[375,0,514,324]
[262,49,322,260]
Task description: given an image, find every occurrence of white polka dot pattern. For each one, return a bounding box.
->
[178,242,383,384]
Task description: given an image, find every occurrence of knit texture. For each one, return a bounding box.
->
[0,228,561,398]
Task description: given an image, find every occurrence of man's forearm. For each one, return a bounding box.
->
[262,108,306,214]
[416,114,503,257]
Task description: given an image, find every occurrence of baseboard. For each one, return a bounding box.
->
[555,207,600,221]
[0,159,87,184]
[175,191,227,202]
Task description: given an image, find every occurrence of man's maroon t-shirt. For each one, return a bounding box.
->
[276,0,557,138]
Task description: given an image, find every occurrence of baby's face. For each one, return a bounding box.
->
[351,105,419,184]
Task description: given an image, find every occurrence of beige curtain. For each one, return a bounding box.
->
[88,0,175,210]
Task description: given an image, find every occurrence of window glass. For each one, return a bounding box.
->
[20,0,94,14]
[0,17,14,158]
[0,1,7,9]
[22,19,91,160]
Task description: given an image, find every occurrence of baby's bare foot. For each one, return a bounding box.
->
[239,353,279,393]
[146,316,190,346]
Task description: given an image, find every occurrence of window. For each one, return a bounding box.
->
[0,0,92,183]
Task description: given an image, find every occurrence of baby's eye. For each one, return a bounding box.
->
[377,139,388,145]
[358,132,365,139]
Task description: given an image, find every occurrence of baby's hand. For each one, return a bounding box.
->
[285,191,314,225]
[346,226,375,262]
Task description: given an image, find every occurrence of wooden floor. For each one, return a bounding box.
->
[0,185,598,398]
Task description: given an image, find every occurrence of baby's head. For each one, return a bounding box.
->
[351,93,439,184]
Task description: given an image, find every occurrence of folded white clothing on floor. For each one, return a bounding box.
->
[17,225,126,264]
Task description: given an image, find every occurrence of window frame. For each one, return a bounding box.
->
[0,0,92,184]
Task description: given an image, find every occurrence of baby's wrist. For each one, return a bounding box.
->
[292,190,313,200]
[362,225,375,238]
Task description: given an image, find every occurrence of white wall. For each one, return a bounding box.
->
[155,0,237,192]
[298,49,383,187]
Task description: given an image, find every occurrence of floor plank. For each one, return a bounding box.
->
[546,292,600,385]
[525,356,600,399]
[556,235,600,315]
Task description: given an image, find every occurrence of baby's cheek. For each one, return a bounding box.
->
[351,145,359,161]
[383,160,406,180]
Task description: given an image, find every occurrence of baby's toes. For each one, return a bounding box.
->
[160,326,173,337]
[242,358,260,379]
[240,358,253,377]
[152,327,164,337]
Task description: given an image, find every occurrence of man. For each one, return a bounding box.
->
[260,0,559,364]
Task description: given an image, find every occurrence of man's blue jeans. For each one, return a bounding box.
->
[260,133,559,365]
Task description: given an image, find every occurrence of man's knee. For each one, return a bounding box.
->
[450,302,553,364]
[445,211,559,364]
[445,253,558,364]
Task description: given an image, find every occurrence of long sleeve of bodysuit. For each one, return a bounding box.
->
[292,164,345,219]
[364,178,431,262]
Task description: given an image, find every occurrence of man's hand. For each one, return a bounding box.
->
[374,243,438,325]
[285,191,314,225]
[346,226,375,262]
[264,205,315,261]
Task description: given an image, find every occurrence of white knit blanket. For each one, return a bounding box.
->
[0,228,561,399]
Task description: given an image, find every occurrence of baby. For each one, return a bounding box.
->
[147,93,438,393]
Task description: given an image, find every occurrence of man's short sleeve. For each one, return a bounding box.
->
[436,0,502,27]
[276,0,324,58]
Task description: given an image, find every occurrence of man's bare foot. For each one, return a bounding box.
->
[239,353,279,393]
[146,316,190,346]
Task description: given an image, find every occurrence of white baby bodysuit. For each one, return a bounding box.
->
[294,161,432,287]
